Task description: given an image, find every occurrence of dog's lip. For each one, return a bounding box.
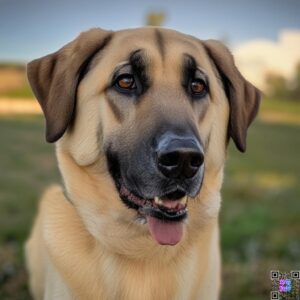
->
[119,185,147,208]
[119,185,188,222]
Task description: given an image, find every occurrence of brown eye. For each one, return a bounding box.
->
[190,79,206,95]
[116,74,136,90]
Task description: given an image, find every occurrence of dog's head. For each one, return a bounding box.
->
[28,28,260,247]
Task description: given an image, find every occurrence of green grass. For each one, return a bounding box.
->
[0,115,59,299]
[260,97,300,115]
[220,99,300,300]
[0,62,33,99]
[221,120,300,300]
[0,86,34,99]
[0,100,299,299]
[0,84,34,99]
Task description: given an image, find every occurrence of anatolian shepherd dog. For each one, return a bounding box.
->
[25,27,260,300]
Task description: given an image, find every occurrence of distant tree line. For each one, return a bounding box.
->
[266,62,300,101]
[0,62,25,71]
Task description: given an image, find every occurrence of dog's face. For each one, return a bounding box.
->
[28,28,260,247]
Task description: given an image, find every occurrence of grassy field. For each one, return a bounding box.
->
[0,99,299,299]
[0,64,33,99]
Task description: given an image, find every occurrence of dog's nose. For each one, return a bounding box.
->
[156,137,204,179]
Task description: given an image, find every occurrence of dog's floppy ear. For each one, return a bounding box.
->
[27,28,112,143]
[203,40,261,152]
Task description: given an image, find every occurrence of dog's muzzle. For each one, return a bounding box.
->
[106,129,204,246]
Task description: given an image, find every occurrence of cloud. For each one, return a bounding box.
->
[233,30,300,90]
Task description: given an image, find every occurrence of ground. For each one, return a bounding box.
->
[0,98,299,299]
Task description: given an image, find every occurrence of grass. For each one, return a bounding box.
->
[220,99,300,300]
[221,120,300,300]
[260,97,300,115]
[0,99,299,299]
[0,63,34,99]
[0,85,34,99]
[0,115,59,299]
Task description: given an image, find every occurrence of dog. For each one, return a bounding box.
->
[25,27,260,300]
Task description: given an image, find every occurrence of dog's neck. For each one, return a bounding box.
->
[43,184,221,299]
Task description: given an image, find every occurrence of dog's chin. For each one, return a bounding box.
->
[118,183,189,246]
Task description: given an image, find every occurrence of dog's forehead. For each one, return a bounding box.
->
[84,27,215,94]
[106,28,207,65]
[116,27,195,43]
[88,27,212,82]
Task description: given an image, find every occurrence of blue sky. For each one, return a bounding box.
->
[0,0,299,61]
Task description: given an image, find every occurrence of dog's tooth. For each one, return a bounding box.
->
[180,196,188,205]
[154,197,163,205]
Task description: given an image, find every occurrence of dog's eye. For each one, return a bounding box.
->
[190,79,206,95]
[116,74,136,90]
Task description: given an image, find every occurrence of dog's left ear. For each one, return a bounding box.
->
[27,28,112,143]
[203,40,261,152]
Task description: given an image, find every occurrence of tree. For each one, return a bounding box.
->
[265,62,300,101]
[265,73,287,99]
[290,62,300,99]
[145,12,166,27]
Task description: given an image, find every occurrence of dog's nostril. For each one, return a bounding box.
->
[190,152,204,168]
[158,151,180,167]
[157,147,203,179]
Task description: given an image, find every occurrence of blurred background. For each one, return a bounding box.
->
[0,0,299,299]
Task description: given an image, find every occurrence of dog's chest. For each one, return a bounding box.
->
[99,249,200,300]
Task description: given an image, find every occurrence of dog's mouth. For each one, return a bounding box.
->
[119,185,188,246]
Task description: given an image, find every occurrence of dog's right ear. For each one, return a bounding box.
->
[202,40,261,152]
[27,28,113,143]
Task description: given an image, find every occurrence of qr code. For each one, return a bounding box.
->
[271,270,300,300]
[271,291,279,299]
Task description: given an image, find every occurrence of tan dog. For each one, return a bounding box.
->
[25,27,260,300]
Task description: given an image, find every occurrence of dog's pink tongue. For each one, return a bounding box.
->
[146,216,183,245]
